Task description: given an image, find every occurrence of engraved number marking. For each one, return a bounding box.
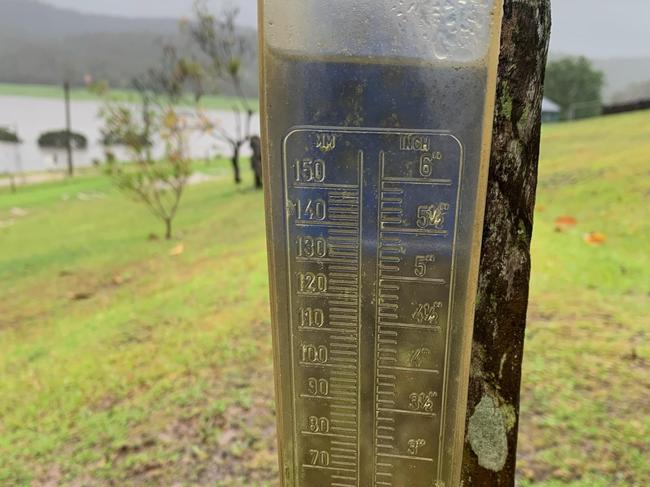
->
[296,158,326,183]
[307,378,329,396]
[298,199,327,221]
[308,416,331,433]
[416,203,450,229]
[412,302,442,325]
[298,272,328,294]
[302,344,329,364]
[409,347,432,368]
[414,254,436,277]
[419,152,442,177]
[409,392,437,412]
[309,449,331,466]
[297,236,328,258]
[407,438,427,456]
[299,307,325,328]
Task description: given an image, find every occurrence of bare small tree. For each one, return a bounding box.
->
[96,50,200,240]
[186,1,256,186]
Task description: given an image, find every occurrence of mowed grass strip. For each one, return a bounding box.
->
[0,110,649,486]
[0,82,259,112]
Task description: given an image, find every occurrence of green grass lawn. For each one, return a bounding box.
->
[0,111,649,486]
[0,82,259,112]
[519,110,650,486]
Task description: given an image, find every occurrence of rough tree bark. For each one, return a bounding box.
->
[461,1,552,485]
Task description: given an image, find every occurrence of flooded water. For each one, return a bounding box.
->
[0,96,260,174]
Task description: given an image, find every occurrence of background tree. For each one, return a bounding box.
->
[95,52,199,240]
[185,1,257,186]
[545,56,605,120]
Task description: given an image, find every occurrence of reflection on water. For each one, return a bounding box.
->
[0,96,260,173]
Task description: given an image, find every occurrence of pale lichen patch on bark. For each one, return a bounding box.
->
[467,395,509,472]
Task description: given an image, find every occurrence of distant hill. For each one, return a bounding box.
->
[1,0,647,103]
[611,80,650,104]
[0,0,178,39]
[592,57,650,102]
[0,0,258,96]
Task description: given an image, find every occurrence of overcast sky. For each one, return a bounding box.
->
[44,0,650,58]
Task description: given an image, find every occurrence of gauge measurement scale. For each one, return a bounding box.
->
[284,127,463,487]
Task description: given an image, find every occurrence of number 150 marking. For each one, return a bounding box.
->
[295,159,326,183]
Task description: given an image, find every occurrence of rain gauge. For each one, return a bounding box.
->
[258,1,504,485]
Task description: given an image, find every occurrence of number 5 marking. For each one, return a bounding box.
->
[414,254,436,277]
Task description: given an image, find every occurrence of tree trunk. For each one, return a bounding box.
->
[461,1,551,485]
[164,218,173,240]
[249,135,264,190]
[232,144,242,184]
[64,81,74,177]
